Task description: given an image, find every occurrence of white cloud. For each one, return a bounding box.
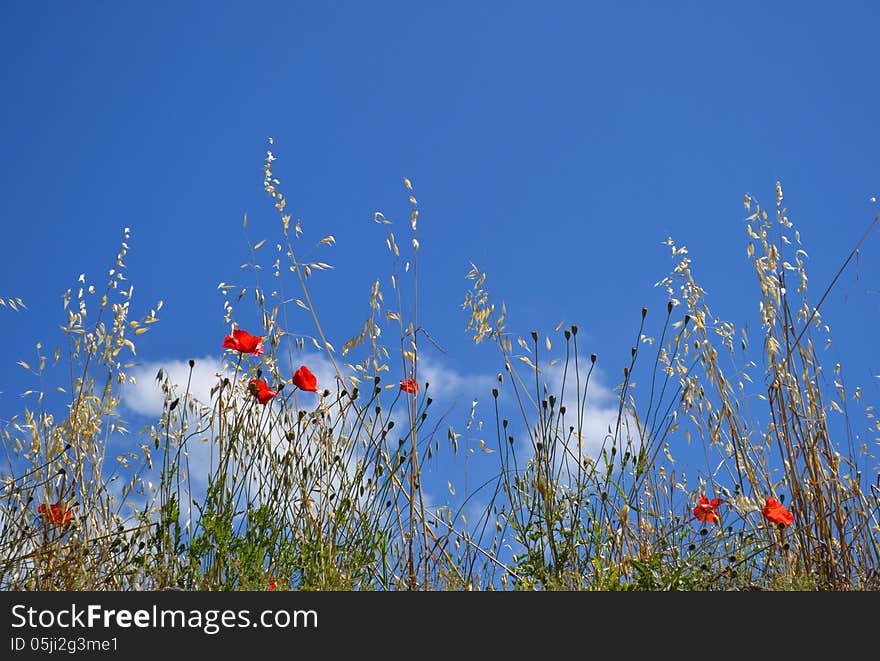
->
[415,354,497,402]
[121,355,227,418]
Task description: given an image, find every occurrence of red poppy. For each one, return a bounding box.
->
[399,378,418,394]
[762,497,793,527]
[248,378,277,405]
[38,501,72,526]
[693,494,722,524]
[268,574,277,591]
[291,365,318,392]
[222,329,264,356]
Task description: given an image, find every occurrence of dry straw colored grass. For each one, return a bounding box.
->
[1,144,878,590]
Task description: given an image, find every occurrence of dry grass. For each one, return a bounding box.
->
[1,144,877,591]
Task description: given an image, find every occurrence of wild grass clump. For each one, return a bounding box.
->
[1,144,877,590]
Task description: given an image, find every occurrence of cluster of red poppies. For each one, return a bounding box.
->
[693,494,794,528]
[223,328,318,406]
[34,328,422,530]
[223,327,419,405]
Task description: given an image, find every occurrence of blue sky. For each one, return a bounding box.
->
[2,1,879,538]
